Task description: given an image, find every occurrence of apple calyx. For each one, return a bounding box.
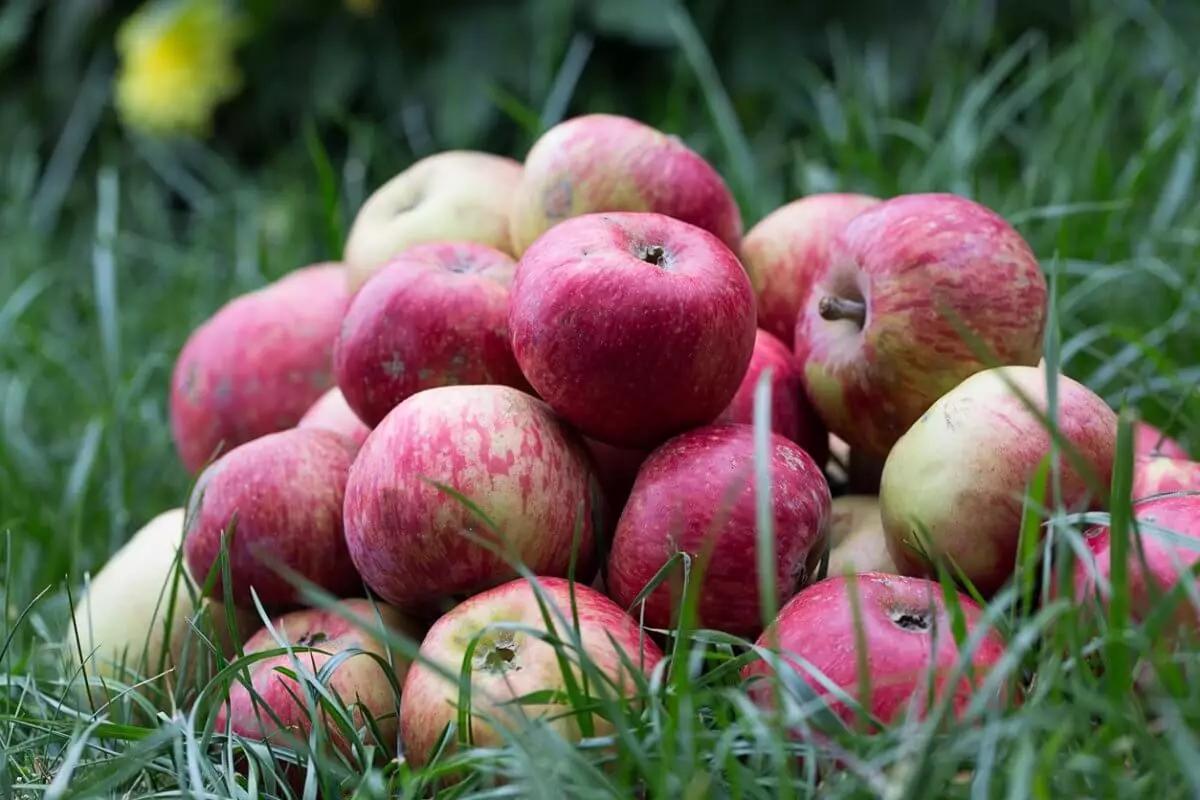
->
[296,630,329,648]
[472,632,522,675]
[889,609,932,632]
[817,295,867,328]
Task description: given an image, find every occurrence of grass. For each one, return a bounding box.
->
[4,0,1200,796]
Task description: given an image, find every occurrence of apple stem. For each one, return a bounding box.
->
[818,295,867,327]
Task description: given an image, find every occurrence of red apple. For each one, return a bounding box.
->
[509,113,742,256]
[742,572,1012,729]
[344,151,523,294]
[169,263,349,473]
[606,422,832,639]
[739,193,881,348]
[297,387,371,453]
[508,211,757,449]
[1132,454,1200,500]
[1073,494,1200,633]
[399,576,663,769]
[795,193,1048,460]
[582,436,650,527]
[715,328,829,464]
[879,365,1116,597]
[1135,421,1190,459]
[342,385,603,611]
[216,598,425,757]
[334,242,531,427]
[184,428,362,609]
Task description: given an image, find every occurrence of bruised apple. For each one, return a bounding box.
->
[169,263,349,473]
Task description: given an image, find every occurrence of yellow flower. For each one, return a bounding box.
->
[114,0,248,137]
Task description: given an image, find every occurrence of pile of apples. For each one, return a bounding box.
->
[70,113,1200,771]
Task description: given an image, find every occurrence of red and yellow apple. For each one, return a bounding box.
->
[508,211,756,449]
[1135,421,1190,459]
[509,114,742,256]
[824,494,896,578]
[1132,454,1200,500]
[343,151,522,294]
[334,242,530,427]
[795,192,1048,459]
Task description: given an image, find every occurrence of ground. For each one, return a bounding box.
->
[2,2,1200,798]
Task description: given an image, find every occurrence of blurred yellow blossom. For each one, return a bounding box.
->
[114,0,248,137]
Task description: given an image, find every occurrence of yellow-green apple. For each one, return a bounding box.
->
[739,193,881,348]
[509,113,742,256]
[1073,494,1200,638]
[715,328,829,465]
[169,262,349,473]
[606,422,832,639]
[215,598,424,758]
[184,428,362,609]
[741,572,1013,729]
[1132,454,1200,500]
[508,211,757,449]
[399,576,663,769]
[795,193,1048,459]
[343,151,522,294]
[297,387,371,453]
[334,242,531,427]
[67,508,257,709]
[879,365,1117,597]
[1136,421,1190,459]
[342,385,603,612]
[824,495,896,578]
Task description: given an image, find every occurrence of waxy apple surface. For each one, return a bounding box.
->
[795,193,1048,459]
[509,211,756,449]
[510,113,742,255]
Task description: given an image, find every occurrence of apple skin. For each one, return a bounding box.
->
[824,495,897,579]
[1073,494,1200,634]
[509,113,742,256]
[1135,421,1190,459]
[739,193,881,349]
[1132,455,1200,500]
[342,385,604,612]
[343,151,523,294]
[508,211,757,449]
[582,436,650,530]
[742,573,1012,730]
[606,422,832,639]
[297,387,372,453]
[715,328,829,465]
[795,192,1048,460]
[169,263,349,473]
[67,508,258,709]
[879,365,1116,597]
[215,598,424,757]
[184,428,363,610]
[334,242,531,427]
[399,576,663,770]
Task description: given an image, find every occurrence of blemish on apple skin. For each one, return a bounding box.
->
[543,179,573,222]
[383,354,406,379]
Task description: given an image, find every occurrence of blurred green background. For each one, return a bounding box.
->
[2,0,1198,608]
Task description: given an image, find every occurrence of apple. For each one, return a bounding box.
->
[399,576,663,769]
[794,192,1048,460]
[879,364,1117,597]
[169,262,349,473]
[824,495,897,578]
[184,428,362,610]
[509,113,743,256]
[582,436,650,529]
[1136,421,1190,459]
[1132,454,1200,500]
[508,211,757,449]
[606,422,832,639]
[342,385,604,612]
[715,328,829,465]
[216,598,424,758]
[738,193,881,348]
[334,242,531,428]
[1073,494,1200,639]
[67,508,258,709]
[297,387,372,453]
[741,572,1012,730]
[343,151,523,294]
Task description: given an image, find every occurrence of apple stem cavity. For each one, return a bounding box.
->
[890,610,932,632]
[638,244,669,268]
[473,633,521,674]
[818,295,867,328]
